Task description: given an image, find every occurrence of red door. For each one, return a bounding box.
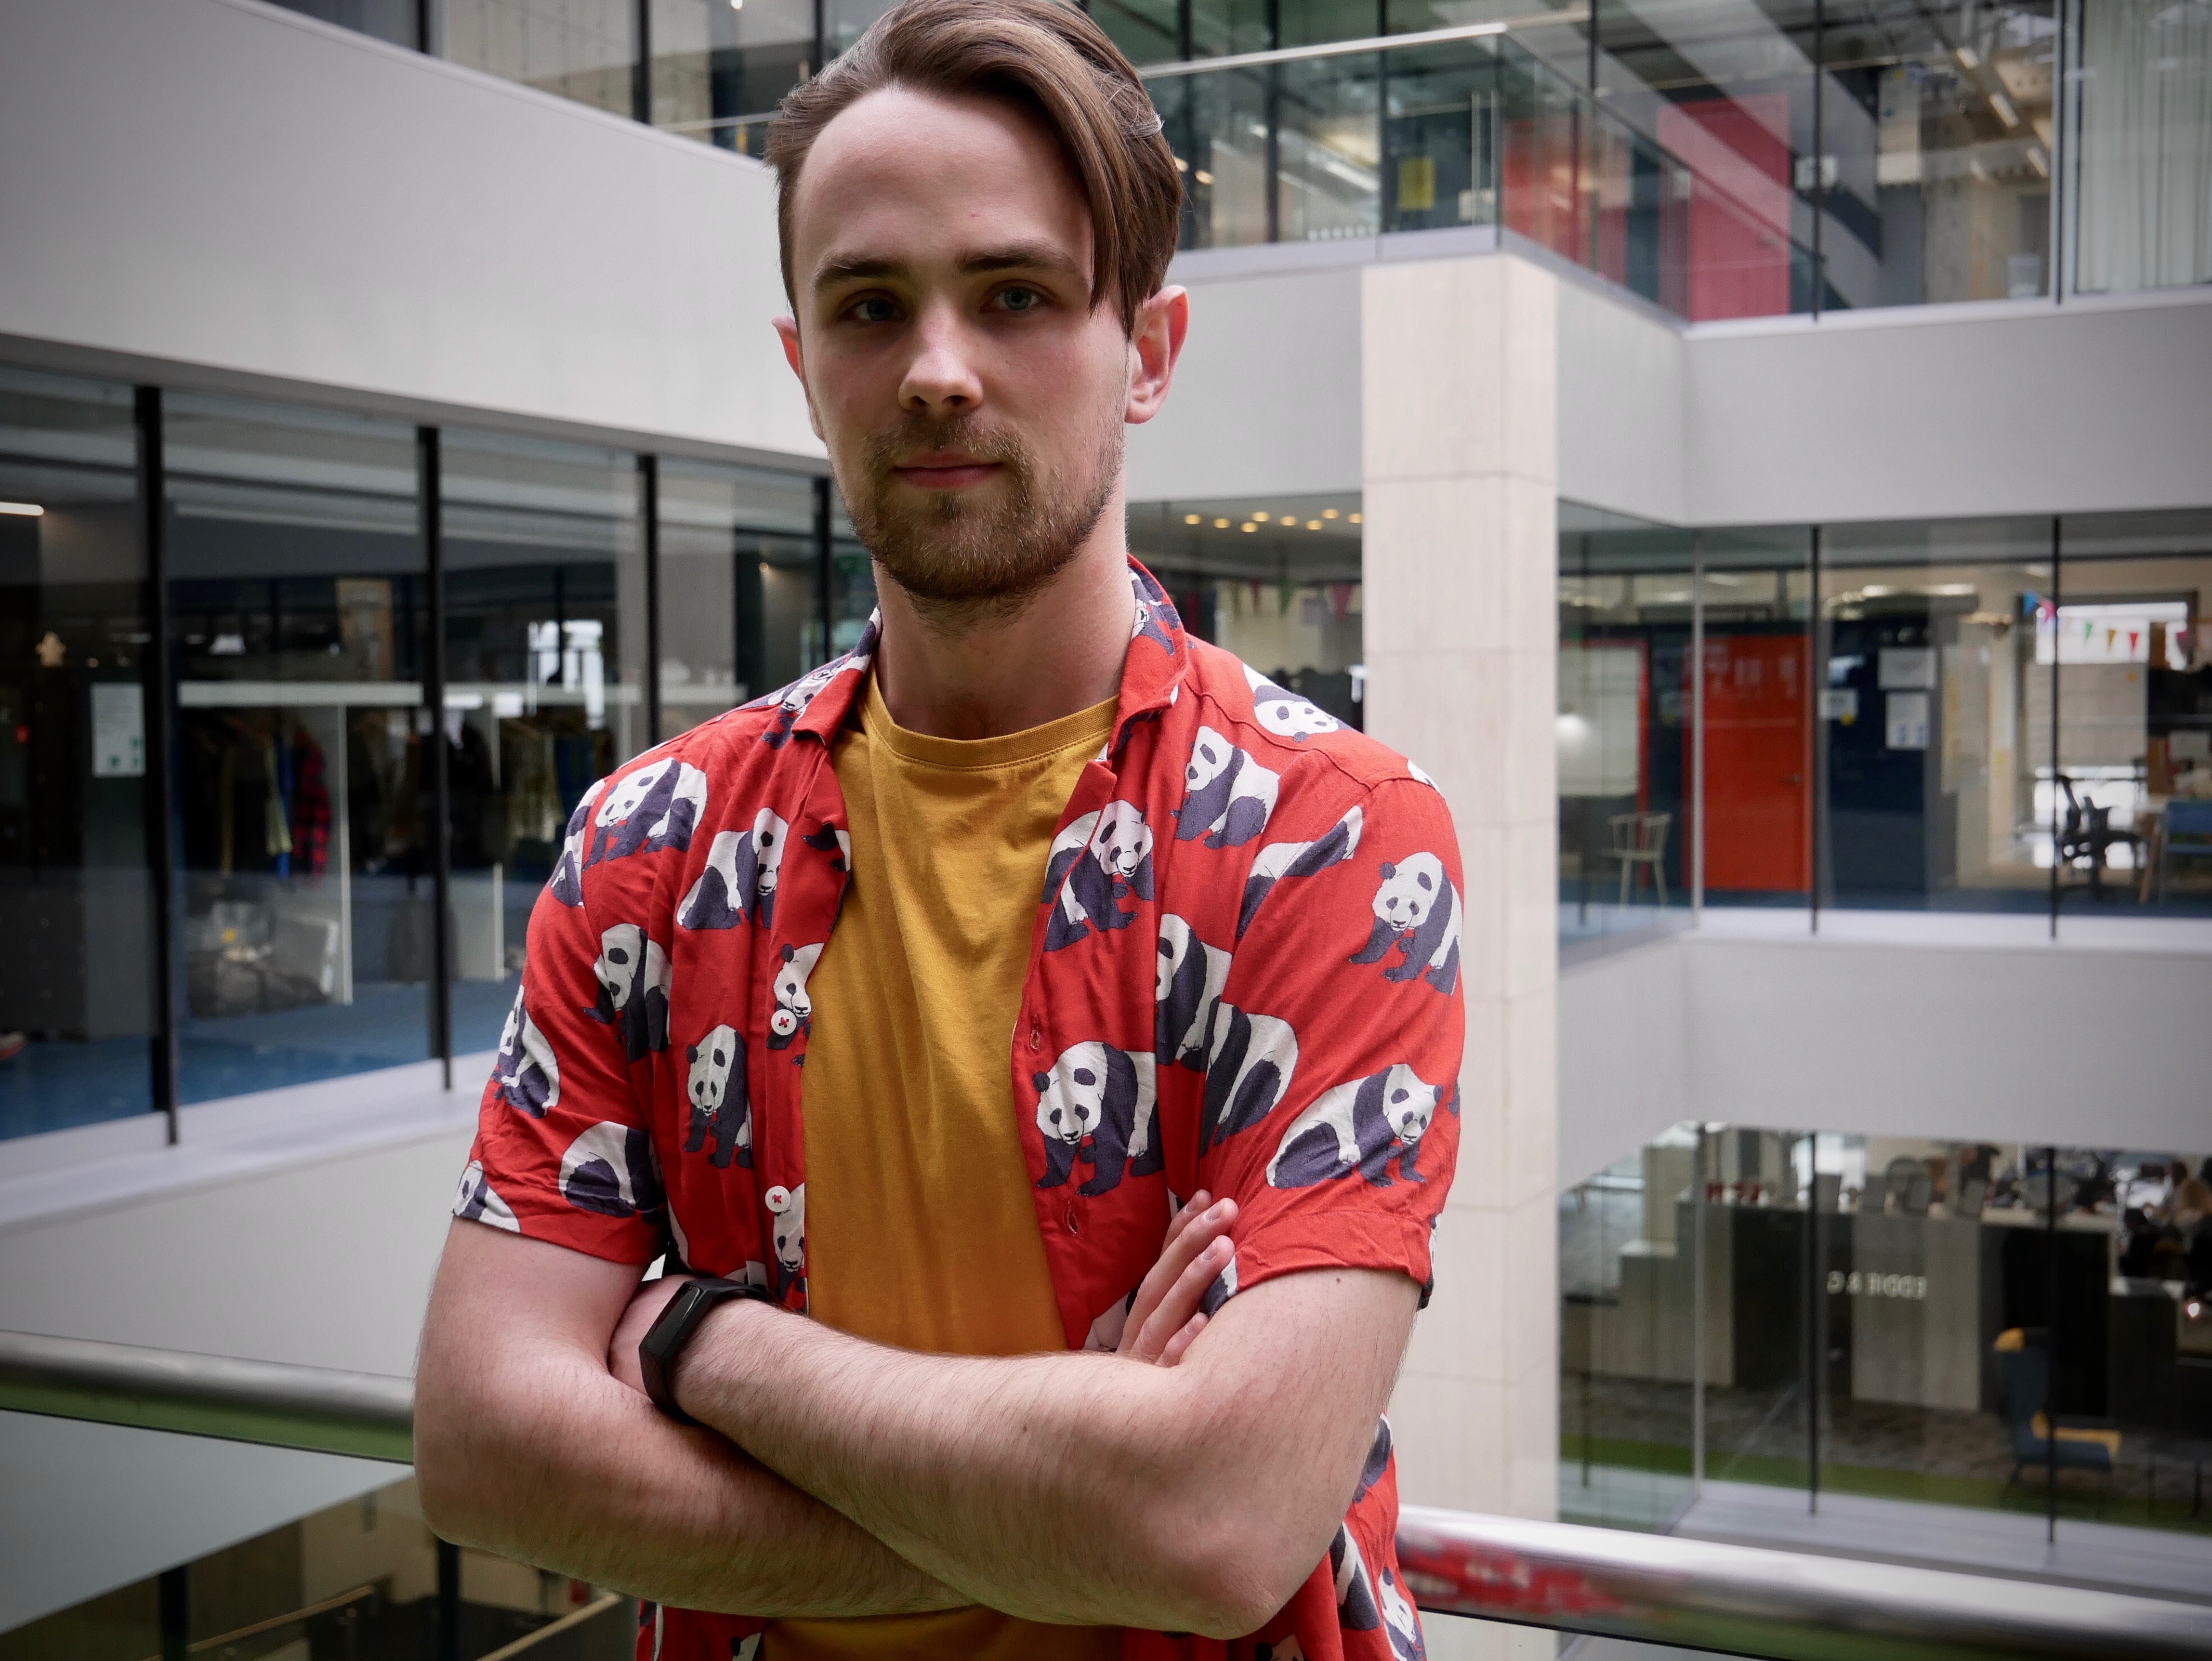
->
[1698,633,1810,893]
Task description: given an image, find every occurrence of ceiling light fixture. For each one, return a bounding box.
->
[1213,518,1230,528]
[1241,523,1257,533]
[1989,91,2019,127]
[1307,520,1322,530]
[1955,44,1980,70]
[1349,513,1363,524]
[1184,513,1201,524]
[1322,508,1339,519]
[1194,170,1214,186]
[1253,512,1271,522]
[0,501,45,516]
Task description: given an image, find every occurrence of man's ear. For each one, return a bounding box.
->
[773,315,827,443]
[1124,286,1189,427]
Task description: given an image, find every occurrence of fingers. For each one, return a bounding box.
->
[1157,1311,1208,1367]
[1123,1201,1236,1364]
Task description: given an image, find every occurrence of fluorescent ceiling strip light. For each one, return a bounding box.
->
[0,501,45,516]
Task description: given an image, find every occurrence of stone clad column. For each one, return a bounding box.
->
[1359,255,1560,1607]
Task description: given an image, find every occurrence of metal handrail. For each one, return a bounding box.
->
[3,1331,2208,1660]
[0,1330,411,1463]
[1132,12,1589,78]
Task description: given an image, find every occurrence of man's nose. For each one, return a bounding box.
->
[898,301,984,416]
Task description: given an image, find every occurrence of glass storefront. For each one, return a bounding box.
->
[0,367,836,1145]
[0,370,158,1137]
[165,395,435,1105]
[1558,503,2212,957]
[1565,1122,2212,1567]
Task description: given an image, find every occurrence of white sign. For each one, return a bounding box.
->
[1819,688,1859,723]
[1885,691,1930,751]
[1878,647,1936,690]
[91,683,145,778]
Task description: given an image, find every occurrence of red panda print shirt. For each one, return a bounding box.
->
[458,560,1467,1661]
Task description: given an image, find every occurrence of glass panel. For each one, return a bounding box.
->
[1818,517,2053,913]
[1560,1128,1701,1530]
[442,0,638,119]
[1588,107,1694,311]
[441,430,646,1054]
[1699,1126,1817,1499]
[1279,54,1383,241]
[266,0,421,47]
[650,0,815,143]
[1279,0,1384,50]
[655,458,820,740]
[1595,0,1821,317]
[825,0,895,60]
[1094,0,1184,68]
[2072,0,2212,295]
[1557,505,1698,960]
[1383,40,1501,234]
[0,369,155,1140]
[1700,526,1813,912]
[1822,0,2057,307]
[2109,1146,2212,1538]
[2052,509,2212,918]
[1126,495,1365,728]
[165,394,431,1105]
[1158,68,1275,249]
[1495,32,1588,265]
[1189,0,1273,58]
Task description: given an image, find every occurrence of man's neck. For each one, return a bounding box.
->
[870,535,1136,741]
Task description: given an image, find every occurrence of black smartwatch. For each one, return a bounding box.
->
[639,1277,774,1424]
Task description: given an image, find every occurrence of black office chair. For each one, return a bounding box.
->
[1994,1329,2118,1509]
[2055,774,2143,901]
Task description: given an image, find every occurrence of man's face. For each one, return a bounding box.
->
[777,87,1171,612]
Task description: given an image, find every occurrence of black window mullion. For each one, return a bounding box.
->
[136,385,181,1144]
[421,426,454,1086]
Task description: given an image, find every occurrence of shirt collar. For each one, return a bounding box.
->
[787,556,1192,754]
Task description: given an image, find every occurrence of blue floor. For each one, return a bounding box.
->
[0,976,526,1144]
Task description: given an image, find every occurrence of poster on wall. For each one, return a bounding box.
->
[90,683,145,778]
[1885,691,1931,751]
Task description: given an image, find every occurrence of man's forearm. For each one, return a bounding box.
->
[671,1275,1405,1638]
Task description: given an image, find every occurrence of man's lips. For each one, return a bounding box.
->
[891,456,1004,490]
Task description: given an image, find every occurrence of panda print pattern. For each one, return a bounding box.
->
[678,809,789,931]
[1198,1002,1298,1154]
[585,923,671,1062]
[558,1121,663,1218]
[1130,566,1178,656]
[1033,1041,1162,1196]
[1042,801,1155,949]
[749,642,872,749]
[765,941,822,1051]
[1378,1569,1426,1661]
[683,1023,750,1169]
[452,1160,518,1231]
[764,1183,805,1299]
[1347,853,1462,994]
[1155,913,1231,1072]
[545,779,602,907]
[491,988,559,1117]
[1353,1417,1393,1503]
[1330,1525,1383,1631]
[1243,661,1343,742]
[585,757,708,869]
[1173,725,1279,849]
[1266,1065,1451,1189]
[1238,804,1363,939]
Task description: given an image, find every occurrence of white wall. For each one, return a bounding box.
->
[1555,282,1686,527]
[1126,261,1364,504]
[1682,291,2212,527]
[1558,930,2212,1185]
[0,0,817,463]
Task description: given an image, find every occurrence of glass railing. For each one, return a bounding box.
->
[1145,28,1821,322]
[1562,1123,2212,1604]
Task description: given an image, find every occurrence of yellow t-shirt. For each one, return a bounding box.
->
[768,673,1122,1661]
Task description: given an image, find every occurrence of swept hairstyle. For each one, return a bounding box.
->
[765,0,1185,333]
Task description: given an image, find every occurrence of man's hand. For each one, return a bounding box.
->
[1116,1191,1235,1365]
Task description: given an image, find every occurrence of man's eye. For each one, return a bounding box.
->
[848,297,898,324]
[997,286,1041,312]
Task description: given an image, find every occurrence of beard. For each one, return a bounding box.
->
[839,405,1121,627]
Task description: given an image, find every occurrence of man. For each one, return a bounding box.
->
[414,1,1466,1656]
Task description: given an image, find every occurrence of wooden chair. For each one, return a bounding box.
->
[1605,812,1672,907]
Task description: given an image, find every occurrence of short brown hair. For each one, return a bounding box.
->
[766,0,1183,333]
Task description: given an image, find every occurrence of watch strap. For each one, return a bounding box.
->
[639,1276,771,1424]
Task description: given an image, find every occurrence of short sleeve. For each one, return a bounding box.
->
[453,867,667,1265]
[1196,775,1465,1301]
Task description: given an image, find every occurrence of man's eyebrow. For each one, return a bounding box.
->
[810,243,1085,292]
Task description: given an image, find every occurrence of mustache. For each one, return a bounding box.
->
[861,415,1030,473]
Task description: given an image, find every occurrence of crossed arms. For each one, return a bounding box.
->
[414,1195,1417,1638]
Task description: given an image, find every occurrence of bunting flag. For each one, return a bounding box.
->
[1327,582,1355,624]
